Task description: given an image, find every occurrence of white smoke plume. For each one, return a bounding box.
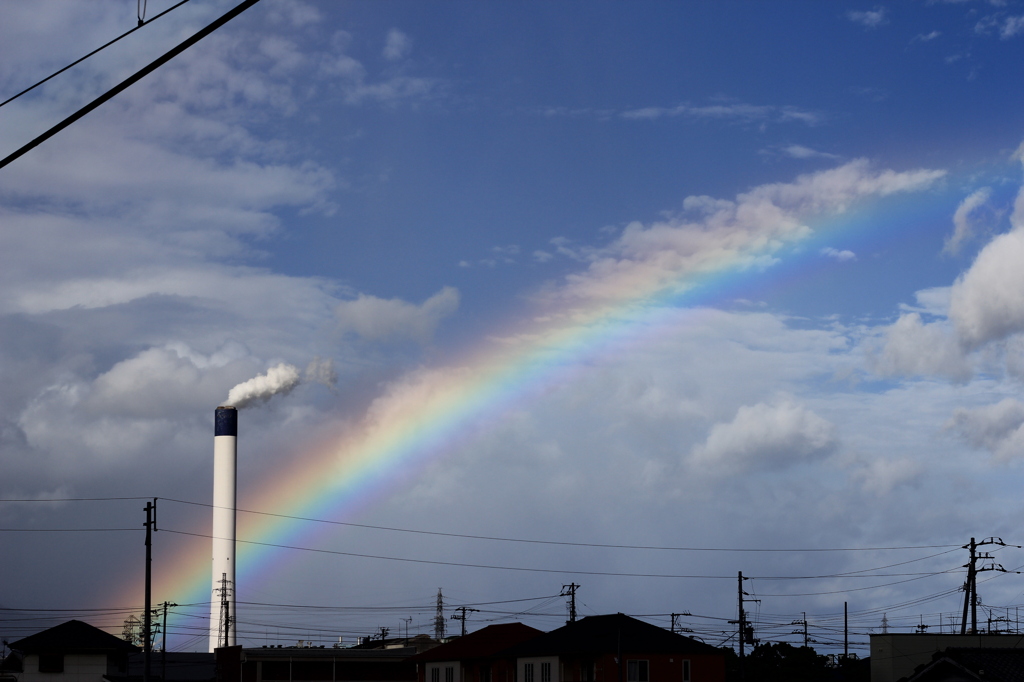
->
[224,358,337,409]
[304,357,337,388]
[226,363,301,409]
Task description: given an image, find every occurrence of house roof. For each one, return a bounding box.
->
[505,614,721,658]
[410,623,543,663]
[900,647,1024,682]
[9,620,140,655]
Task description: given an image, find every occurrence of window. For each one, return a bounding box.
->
[540,662,551,682]
[445,667,455,682]
[38,654,64,673]
[681,660,690,682]
[480,665,491,682]
[626,661,648,682]
[431,668,441,682]
[580,663,593,682]
[524,663,535,682]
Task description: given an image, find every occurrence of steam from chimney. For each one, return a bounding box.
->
[225,358,336,408]
[226,363,300,408]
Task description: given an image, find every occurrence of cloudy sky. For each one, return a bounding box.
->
[5,0,1024,655]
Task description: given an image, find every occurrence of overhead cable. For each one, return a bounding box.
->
[0,0,262,171]
[0,0,191,110]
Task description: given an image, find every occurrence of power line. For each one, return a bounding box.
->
[0,0,262,171]
[0,0,192,110]
[159,497,960,553]
[0,497,155,502]
[0,528,141,532]
[161,527,964,581]
[162,528,742,578]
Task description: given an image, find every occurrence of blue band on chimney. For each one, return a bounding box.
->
[215,407,237,436]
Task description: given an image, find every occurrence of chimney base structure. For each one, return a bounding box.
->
[210,406,237,652]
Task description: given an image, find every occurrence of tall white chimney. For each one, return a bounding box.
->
[210,406,237,652]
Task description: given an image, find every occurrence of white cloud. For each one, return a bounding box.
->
[383,28,412,61]
[690,400,838,473]
[335,287,460,343]
[849,455,924,496]
[946,398,1024,460]
[870,313,972,381]
[948,229,1024,348]
[821,247,856,261]
[912,30,942,43]
[551,159,944,304]
[782,144,839,159]
[621,102,821,126]
[1001,16,1024,38]
[943,187,992,255]
[847,7,888,29]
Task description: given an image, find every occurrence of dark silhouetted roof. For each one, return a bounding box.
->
[9,620,140,655]
[411,623,543,663]
[506,614,721,658]
[900,647,1024,682]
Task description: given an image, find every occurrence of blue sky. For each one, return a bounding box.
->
[6,0,1024,654]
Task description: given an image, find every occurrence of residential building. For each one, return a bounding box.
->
[505,614,725,682]
[410,623,543,682]
[898,647,1024,682]
[871,633,1024,682]
[5,620,139,682]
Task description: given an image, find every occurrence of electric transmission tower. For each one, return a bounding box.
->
[434,589,445,640]
[215,573,234,648]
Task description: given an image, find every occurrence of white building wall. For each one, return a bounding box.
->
[426,661,461,682]
[517,657,559,682]
[17,654,108,682]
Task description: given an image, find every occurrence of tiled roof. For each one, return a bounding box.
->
[505,614,721,658]
[9,620,140,655]
[945,648,1024,682]
[410,624,543,662]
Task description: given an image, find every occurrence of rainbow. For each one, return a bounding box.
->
[110,163,960,648]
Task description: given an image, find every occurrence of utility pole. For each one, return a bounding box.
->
[671,614,678,634]
[844,602,848,661]
[450,607,479,637]
[402,617,412,641]
[960,537,1012,634]
[143,499,157,682]
[728,572,755,682]
[161,602,177,681]
[561,583,579,624]
[434,589,445,640]
[791,613,808,647]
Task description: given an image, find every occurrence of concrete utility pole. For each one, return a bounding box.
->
[844,602,848,661]
[450,607,478,637]
[791,613,809,647]
[961,537,1012,634]
[561,583,580,624]
[731,572,749,682]
[161,602,177,680]
[143,499,157,682]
